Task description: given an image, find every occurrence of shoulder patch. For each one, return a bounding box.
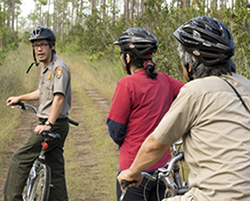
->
[55,68,63,79]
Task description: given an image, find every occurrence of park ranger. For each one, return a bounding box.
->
[4,26,71,201]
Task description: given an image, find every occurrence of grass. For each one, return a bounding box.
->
[0,43,37,165]
[61,55,120,200]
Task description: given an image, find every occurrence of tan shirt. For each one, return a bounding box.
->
[154,73,250,201]
[37,54,71,119]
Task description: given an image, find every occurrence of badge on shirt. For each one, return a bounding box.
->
[55,68,63,79]
[47,73,51,80]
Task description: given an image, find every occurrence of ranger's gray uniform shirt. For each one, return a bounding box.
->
[37,54,71,119]
[153,73,250,201]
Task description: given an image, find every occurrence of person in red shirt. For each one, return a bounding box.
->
[107,27,184,201]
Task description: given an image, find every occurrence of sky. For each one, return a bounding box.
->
[20,0,36,18]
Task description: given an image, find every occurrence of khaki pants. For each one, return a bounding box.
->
[4,119,69,201]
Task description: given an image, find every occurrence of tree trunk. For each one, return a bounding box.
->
[112,0,116,23]
[102,0,106,19]
[124,0,129,21]
[220,0,226,9]
[11,0,15,36]
[129,0,135,21]
[39,4,43,26]
[78,0,84,24]
[140,0,144,14]
[7,0,11,34]
[183,0,190,8]
[92,0,96,15]
[211,0,217,9]
[61,0,65,39]
[71,1,74,29]
[47,0,50,27]
[53,0,57,34]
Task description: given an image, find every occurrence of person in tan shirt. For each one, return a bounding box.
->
[117,16,250,201]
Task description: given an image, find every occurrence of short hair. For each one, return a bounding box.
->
[177,44,236,78]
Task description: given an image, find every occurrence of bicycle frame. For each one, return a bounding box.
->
[23,136,51,200]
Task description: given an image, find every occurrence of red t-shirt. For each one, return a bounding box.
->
[107,69,184,171]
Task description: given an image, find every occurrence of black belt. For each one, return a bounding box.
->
[39,117,68,124]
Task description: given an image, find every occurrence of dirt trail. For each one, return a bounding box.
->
[0,71,111,200]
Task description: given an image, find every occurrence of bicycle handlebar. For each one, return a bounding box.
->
[41,131,61,139]
[68,118,79,126]
[11,102,79,126]
[119,141,188,200]
[142,151,184,181]
[120,141,184,187]
[11,102,38,113]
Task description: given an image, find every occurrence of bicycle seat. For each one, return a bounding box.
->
[41,131,61,140]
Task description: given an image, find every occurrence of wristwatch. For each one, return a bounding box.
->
[45,120,54,129]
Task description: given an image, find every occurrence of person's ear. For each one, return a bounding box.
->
[188,64,192,73]
[126,54,131,63]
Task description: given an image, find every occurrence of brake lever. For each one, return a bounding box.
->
[119,188,128,201]
[119,180,137,201]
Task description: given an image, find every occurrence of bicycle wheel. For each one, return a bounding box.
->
[29,164,51,201]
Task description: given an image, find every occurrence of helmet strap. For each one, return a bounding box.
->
[50,49,54,62]
[26,49,39,73]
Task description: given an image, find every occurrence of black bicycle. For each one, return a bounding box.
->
[120,140,189,201]
[11,102,78,201]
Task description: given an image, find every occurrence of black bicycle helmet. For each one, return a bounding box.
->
[173,16,235,66]
[114,27,158,60]
[27,26,56,73]
[29,26,56,45]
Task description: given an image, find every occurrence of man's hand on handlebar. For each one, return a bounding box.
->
[34,125,52,135]
[117,169,143,191]
[6,96,20,106]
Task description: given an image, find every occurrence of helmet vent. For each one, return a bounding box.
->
[201,16,210,22]
[196,21,206,29]
[226,29,232,40]
[193,30,201,38]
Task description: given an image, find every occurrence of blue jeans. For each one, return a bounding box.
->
[117,171,165,201]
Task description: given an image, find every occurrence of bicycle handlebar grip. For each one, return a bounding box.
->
[41,131,61,140]
[121,180,137,188]
[16,102,26,109]
[68,118,79,126]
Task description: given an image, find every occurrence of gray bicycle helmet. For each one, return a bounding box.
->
[114,27,158,60]
[29,26,56,45]
[173,16,235,66]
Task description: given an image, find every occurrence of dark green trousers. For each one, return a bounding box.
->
[4,119,69,201]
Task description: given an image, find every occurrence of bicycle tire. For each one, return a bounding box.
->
[29,164,51,201]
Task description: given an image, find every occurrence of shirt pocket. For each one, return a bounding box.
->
[46,83,54,100]
[42,76,54,101]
